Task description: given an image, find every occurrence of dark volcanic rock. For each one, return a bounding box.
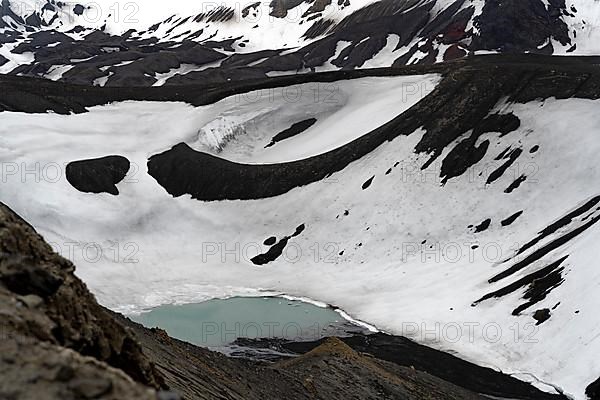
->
[490,209,600,284]
[263,236,277,246]
[501,210,524,226]
[474,254,568,318]
[474,219,491,233]
[362,176,374,190]
[66,155,130,195]
[487,148,523,184]
[533,308,552,325]
[73,4,85,16]
[0,336,157,400]
[587,376,600,400]
[9,27,227,86]
[0,0,591,84]
[277,337,483,400]
[505,174,527,193]
[237,333,566,400]
[511,196,600,258]
[0,203,163,393]
[0,256,63,297]
[265,118,317,148]
[439,113,520,184]
[472,0,571,53]
[251,224,305,265]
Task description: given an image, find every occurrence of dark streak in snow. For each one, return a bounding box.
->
[504,174,527,193]
[251,224,305,265]
[495,146,512,160]
[473,256,568,307]
[533,308,551,325]
[474,219,491,233]
[514,196,600,256]
[265,118,317,148]
[263,236,276,246]
[501,210,523,226]
[487,148,523,184]
[491,213,600,283]
[513,262,566,315]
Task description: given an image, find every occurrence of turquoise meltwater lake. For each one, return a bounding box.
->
[131,297,347,348]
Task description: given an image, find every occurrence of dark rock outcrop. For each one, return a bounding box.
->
[265,118,317,148]
[0,203,163,398]
[277,337,482,400]
[251,224,305,265]
[501,210,524,226]
[66,155,130,195]
[587,376,600,400]
[472,0,570,53]
[231,333,567,400]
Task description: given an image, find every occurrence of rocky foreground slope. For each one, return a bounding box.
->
[0,202,570,399]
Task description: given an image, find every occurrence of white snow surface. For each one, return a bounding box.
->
[190,75,439,162]
[1,74,600,399]
[555,0,600,55]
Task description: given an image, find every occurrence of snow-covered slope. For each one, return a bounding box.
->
[0,55,600,399]
[2,0,600,398]
[1,0,600,85]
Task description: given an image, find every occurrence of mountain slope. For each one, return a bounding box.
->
[4,200,554,400]
[1,0,600,85]
[1,54,600,399]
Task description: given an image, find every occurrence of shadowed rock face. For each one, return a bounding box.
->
[7,30,227,87]
[270,0,306,18]
[472,0,570,53]
[0,203,163,397]
[66,155,130,195]
[0,337,157,400]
